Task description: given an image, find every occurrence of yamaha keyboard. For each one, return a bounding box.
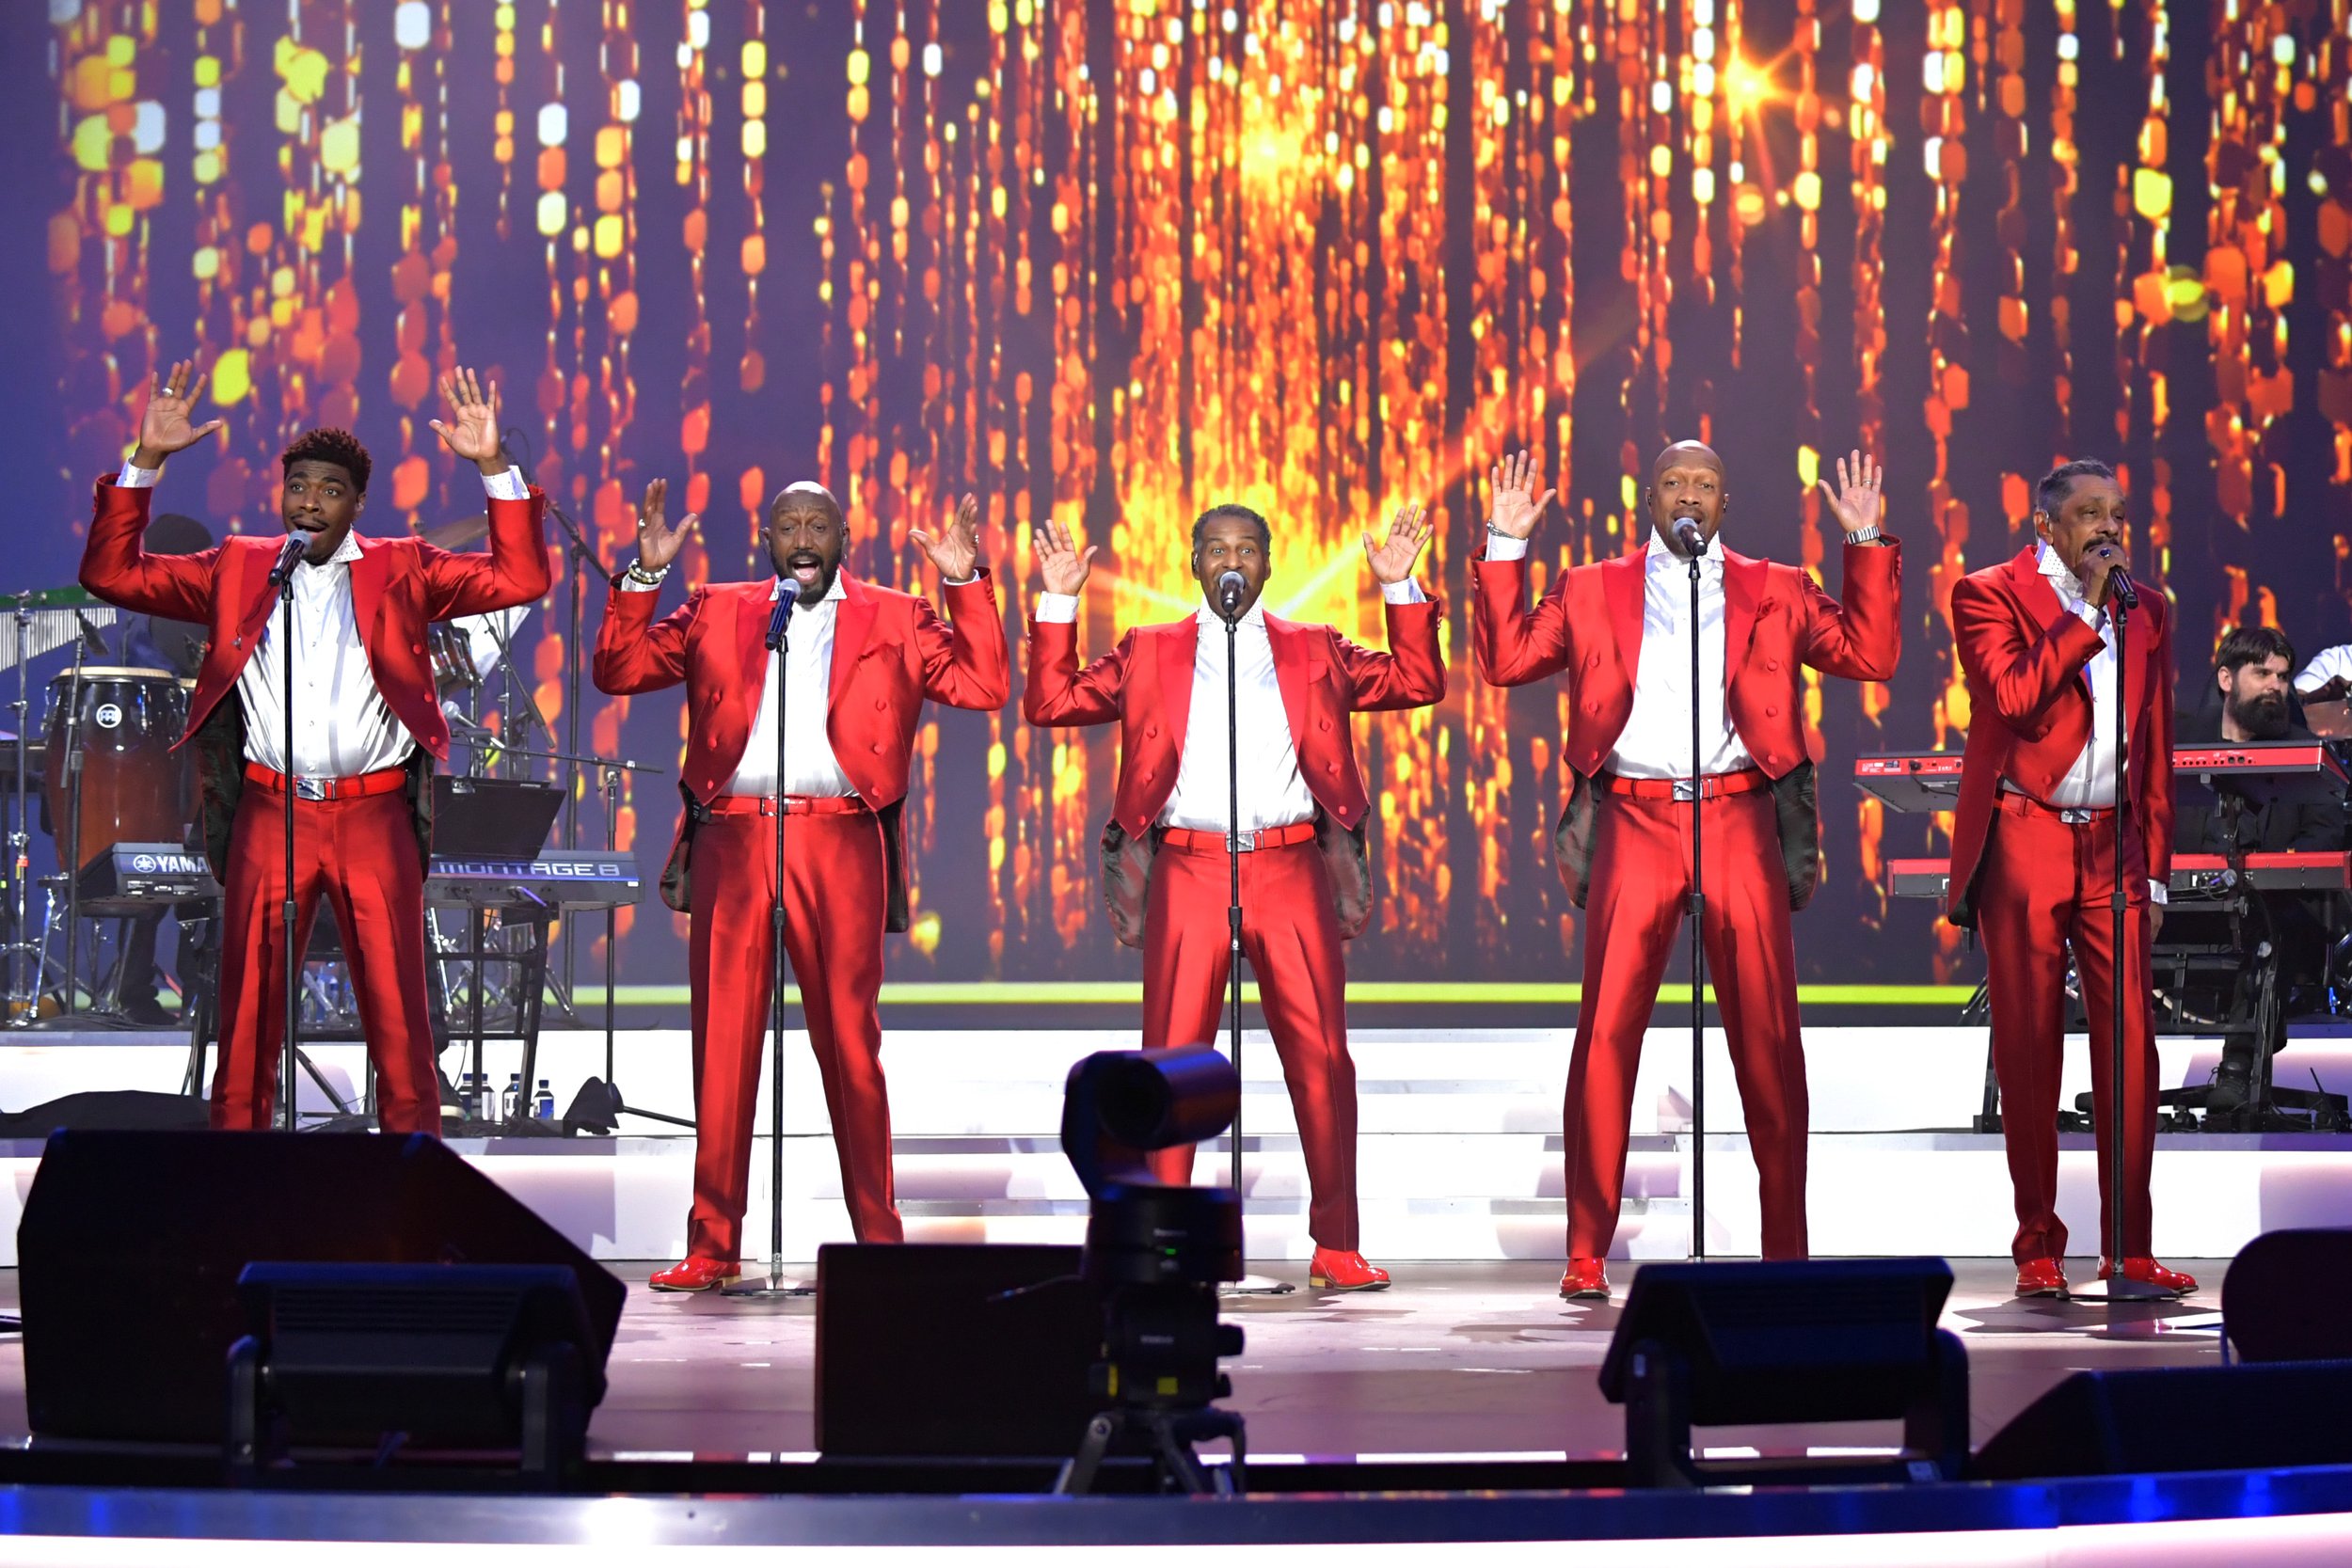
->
[1856,743,2348,813]
[73,842,642,913]
[1886,851,2352,901]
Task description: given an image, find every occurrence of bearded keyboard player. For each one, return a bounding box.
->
[77,361,550,1133]
[2168,625,2346,1115]
[1947,457,2197,1300]
[1471,443,1901,1301]
[1023,500,1446,1292]
[595,479,1010,1291]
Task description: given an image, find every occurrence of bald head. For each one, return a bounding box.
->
[1646,439,1730,556]
[765,480,849,604]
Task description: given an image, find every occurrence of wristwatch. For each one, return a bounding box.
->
[1843,525,1883,545]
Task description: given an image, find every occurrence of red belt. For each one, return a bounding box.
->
[704,794,870,817]
[1998,788,2117,825]
[1600,767,1771,800]
[243,762,407,800]
[1161,820,1318,853]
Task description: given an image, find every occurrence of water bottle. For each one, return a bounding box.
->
[501,1072,522,1123]
[534,1078,556,1120]
[457,1071,479,1121]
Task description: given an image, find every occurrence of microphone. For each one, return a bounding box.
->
[1216,570,1248,618]
[2106,564,2139,610]
[1674,518,1708,557]
[268,532,309,587]
[765,589,794,652]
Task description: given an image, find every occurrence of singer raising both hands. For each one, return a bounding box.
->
[78,361,549,1132]
[1023,500,1446,1292]
[595,480,1009,1291]
[1470,441,1902,1301]
[1947,458,2194,1302]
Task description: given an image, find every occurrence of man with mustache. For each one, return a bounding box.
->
[1948,457,2195,1298]
[1473,442,1900,1299]
[2169,626,2344,1115]
[596,479,1009,1291]
[1024,500,1444,1291]
[79,361,548,1132]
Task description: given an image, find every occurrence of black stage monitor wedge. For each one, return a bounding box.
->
[2222,1228,2352,1364]
[1597,1257,1968,1488]
[1973,1361,2352,1481]
[816,1243,1101,1460]
[18,1131,625,1446]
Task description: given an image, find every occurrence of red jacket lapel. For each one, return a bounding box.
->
[1603,548,1645,688]
[348,536,387,654]
[830,573,880,707]
[1263,612,1314,751]
[1158,615,1200,760]
[1721,547,1764,665]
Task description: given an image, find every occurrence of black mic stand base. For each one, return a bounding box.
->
[2061,1275,2177,1305]
[721,1266,816,1300]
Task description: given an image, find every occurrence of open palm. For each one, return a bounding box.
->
[132,359,225,465]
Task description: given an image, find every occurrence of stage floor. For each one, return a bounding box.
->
[0,1259,2227,1462]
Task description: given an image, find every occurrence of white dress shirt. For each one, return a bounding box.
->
[117,459,528,779]
[2005,542,2165,904]
[1034,578,1425,833]
[1487,533,1751,778]
[716,577,856,799]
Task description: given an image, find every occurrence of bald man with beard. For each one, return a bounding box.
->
[594,478,1010,1291]
[1473,442,1901,1298]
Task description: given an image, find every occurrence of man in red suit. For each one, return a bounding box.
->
[80,361,549,1133]
[1474,444,1900,1299]
[596,479,1009,1291]
[1948,458,2195,1299]
[1024,501,1445,1291]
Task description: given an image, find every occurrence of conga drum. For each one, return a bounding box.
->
[42,667,190,871]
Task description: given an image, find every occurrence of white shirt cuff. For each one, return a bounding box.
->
[2073,600,2106,632]
[1381,578,1426,606]
[942,572,980,587]
[1036,593,1079,625]
[619,572,662,594]
[2149,879,2168,908]
[1484,533,1530,562]
[480,465,529,501]
[118,460,159,488]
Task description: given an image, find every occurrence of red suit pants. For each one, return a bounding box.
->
[685,801,902,1260]
[1976,792,2158,1262]
[210,775,440,1134]
[1565,784,1809,1259]
[1141,833,1359,1252]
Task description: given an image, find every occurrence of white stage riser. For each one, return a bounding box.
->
[12,1025,2351,1136]
[5,1026,2349,1264]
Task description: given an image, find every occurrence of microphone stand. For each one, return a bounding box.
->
[727,591,812,1297]
[1684,531,1708,1261]
[2069,582,2168,1303]
[275,544,301,1132]
[1216,583,1292,1297]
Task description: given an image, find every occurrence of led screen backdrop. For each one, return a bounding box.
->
[13,0,2352,996]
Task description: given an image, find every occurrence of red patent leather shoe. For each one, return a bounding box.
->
[2014,1257,2069,1298]
[2100,1256,2199,1295]
[1308,1248,1391,1291]
[1559,1258,1612,1301]
[649,1256,741,1292]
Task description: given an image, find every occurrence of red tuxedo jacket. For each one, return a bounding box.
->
[1471,537,1902,907]
[1023,600,1446,942]
[595,570,1010,925]
[1946,545,2173,927]
[78,473,550,871]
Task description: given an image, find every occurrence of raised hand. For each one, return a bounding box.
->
[130,359,225,468]
[1363,500,1433,586]
[1033,517,1097,596]
[633,477,699,572]
[428,366,506,474]
[1486,449,1556,542]
[910,492,982,582]
[1818,449,1885,539]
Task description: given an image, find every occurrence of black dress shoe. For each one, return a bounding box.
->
[121,995,175,1027]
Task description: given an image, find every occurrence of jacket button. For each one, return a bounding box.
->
[1584,702,1599,716]
[1766,705,1779,718]
[874,698,887,711]
[1318,719,1331,732]
[1325,761,1339,773]
[1767,658,1781,672]
[870,743,884,754]
[411,642,424,655]
[1146,725,1158,739]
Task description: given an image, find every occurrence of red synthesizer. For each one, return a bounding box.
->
[1854,744,2347,814]
[1886,851,2352,901]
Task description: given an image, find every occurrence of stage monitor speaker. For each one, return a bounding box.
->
[1973,1360,2352,1481]
[18,1130,625,1446]
[1597,1257,1968,1487]
[2222,1227,2352,1363]
[815,1243,1100,1459]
